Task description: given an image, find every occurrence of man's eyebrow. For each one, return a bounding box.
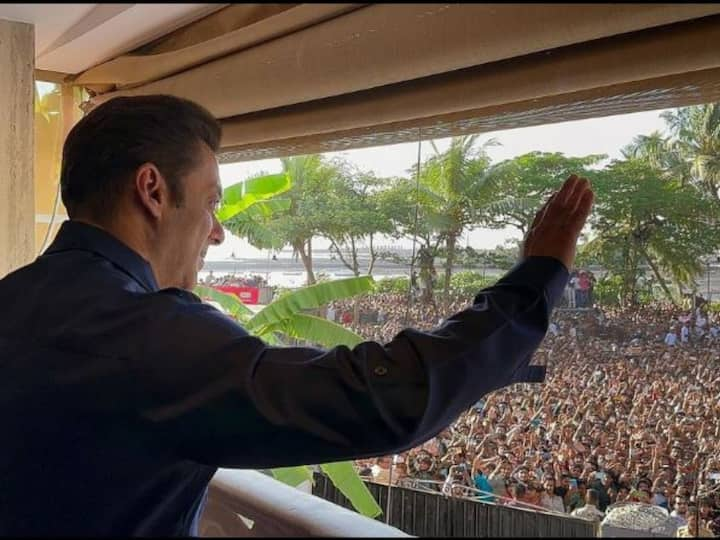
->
[216,185,223,199]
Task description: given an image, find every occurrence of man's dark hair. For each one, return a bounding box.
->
[60,95,221,221]
[586,488,599,505]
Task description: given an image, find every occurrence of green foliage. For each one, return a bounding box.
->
[586,156,720,305]
[592,275,624,306]
[246,276,374,334]
[662,104,720,202]
[320,462,382,518]
[483,152,606,234]
[193,285,255,322]
[444,271,496,297]
[217,173,291,222]
[373,276,411,295]
[199,169,381,516]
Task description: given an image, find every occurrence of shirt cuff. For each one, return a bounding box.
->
[490,256,570,310]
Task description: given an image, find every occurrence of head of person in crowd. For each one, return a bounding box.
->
[585,488,600,508]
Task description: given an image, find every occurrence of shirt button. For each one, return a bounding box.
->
[374,366,388,376]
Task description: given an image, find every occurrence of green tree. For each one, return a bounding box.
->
[421,135,500,302]
[319,162,395,277]
[484,151,605,235]
[661,103,720,202]
[375,175,444,305]
[583,158,720,305]
[224,156,335,286]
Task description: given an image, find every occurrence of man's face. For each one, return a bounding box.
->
[675,498,688,515]
[517,468,529,482]
[162,145,224,289]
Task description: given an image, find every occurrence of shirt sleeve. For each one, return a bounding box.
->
[127,256,568,468]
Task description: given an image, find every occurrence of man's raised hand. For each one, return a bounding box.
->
[522,175,594,271]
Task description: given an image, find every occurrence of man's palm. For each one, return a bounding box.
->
[523,175,594,271]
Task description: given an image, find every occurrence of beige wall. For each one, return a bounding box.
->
[0,19,35,277]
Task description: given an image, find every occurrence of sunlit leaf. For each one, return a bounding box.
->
[270,466,313,487]
[320,462,383,518]
[193,285,254,322]
[247,276,374,332]
[217,173,291,221]
[278,313,364,348]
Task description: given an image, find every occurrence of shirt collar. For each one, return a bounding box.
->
[44,220,159,292]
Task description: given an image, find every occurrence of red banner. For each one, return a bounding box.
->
[214,285,260,305]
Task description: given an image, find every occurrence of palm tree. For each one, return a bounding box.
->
[222,156,333,286]
[421,135,499,301]
[279,155,333,285]
[661,104,720,202]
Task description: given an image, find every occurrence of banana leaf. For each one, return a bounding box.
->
[217,173,291,222]
[194,285,254,322]
[246,276,374,332]
[277,313,364,348]
[320,461,383,518]
[270,465,313,487]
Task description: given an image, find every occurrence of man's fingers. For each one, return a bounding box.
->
[565,177,592,216]
[530,193,556,231]
[555,175,579,208]
[567,188,594,235]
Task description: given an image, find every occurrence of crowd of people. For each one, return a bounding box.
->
[332,291,720,535]
[199,272,268,288]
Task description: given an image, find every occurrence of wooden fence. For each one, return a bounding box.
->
[312,473,596,537]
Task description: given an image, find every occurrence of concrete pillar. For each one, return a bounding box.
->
[0,19,34,277]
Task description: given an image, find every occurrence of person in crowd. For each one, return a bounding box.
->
[570,488,605,523]
[471,459,495,503]
[540,476,566,513]
[348,298,720,526]
[676,508,715,538]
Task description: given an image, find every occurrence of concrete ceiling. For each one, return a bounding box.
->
[0,3,226,74]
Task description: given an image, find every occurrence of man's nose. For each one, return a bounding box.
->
[210,214,225,245]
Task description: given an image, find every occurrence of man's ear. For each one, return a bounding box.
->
[134,163,168,219]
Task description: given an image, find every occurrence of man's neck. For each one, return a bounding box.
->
[73,216,164,286]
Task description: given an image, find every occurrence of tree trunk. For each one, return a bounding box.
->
[419,250,435,304]
[639,245,677,306]
[294,238,316,285]
[620,240,633,306]
[443,234,458,303]
[367,234,377,276]
[350,236,359,276]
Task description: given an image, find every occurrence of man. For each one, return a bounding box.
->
[676,508,714,538]
[571,489,605,523]
[470,460,495,503]
[540,476,566,514]
[0,95,593,536]
[681,323,690,344]
[672,496,691,526]
[567,479,589,513]
[507,483,537,509]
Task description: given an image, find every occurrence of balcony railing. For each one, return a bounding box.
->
[199,469,411,537]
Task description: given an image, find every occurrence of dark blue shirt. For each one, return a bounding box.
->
[0,221,567,536]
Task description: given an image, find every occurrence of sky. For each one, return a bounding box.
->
[210,108,671,260]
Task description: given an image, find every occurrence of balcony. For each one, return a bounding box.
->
[199,469,410,537]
